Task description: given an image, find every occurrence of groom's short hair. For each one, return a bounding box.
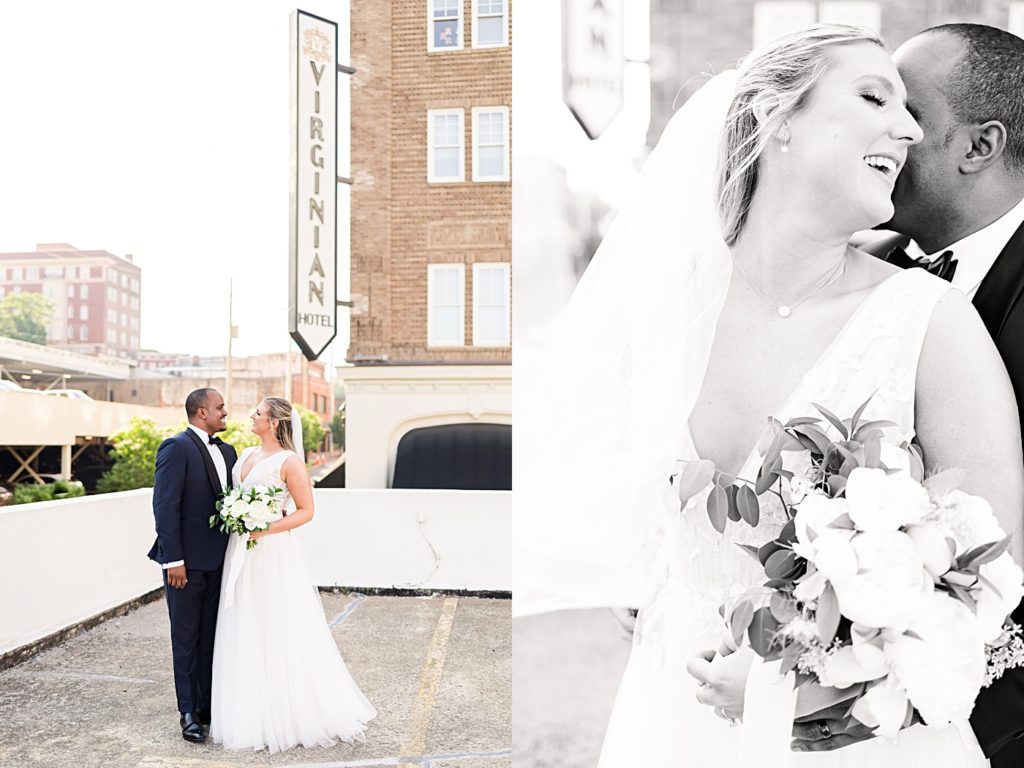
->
[926,23,1024,175]
[185,388,217,418]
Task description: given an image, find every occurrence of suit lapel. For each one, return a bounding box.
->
[973,220,1024,342]
[183,428,223,496]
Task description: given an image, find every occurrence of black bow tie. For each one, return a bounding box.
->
[208,435,223,446]
[886,246,958,282]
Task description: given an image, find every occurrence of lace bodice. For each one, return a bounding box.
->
[642,269,954,643]
[233,447,296,516]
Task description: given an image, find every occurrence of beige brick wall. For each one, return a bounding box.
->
[350,0,512,363]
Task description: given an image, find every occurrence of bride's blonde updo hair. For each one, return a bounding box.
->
[263,396,296,452]
[717,24,885,246]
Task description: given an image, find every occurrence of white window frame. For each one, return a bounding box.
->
[427,263,466,347]
[427,108,465,183]
[472,262,511,347]
[80,284,89,300]
[472,106,510,182]
[79,325,88,341]
[80,304,89,321]
[472,0,508,48]
[428,0,463,52]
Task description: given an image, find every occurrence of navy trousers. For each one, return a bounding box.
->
[163,567,221,714]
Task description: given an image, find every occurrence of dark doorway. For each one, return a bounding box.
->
[392,423,511,490]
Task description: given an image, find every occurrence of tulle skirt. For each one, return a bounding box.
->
[210,530,377,753]
[597,578,990,767]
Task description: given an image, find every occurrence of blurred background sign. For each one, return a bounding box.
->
[562,0,624,139]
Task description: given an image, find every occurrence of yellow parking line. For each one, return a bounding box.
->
[399,596,459,764]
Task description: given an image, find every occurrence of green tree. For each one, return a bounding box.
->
[331,409,345,451]
[295,405,326,454]
[0,292,55,345]
[97,417,173,492]
[219,420,261,451]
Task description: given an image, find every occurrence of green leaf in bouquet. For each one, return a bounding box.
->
[730,600,755,648]
[713,470,737,488]
[758,539,783,566]
[781,434,809,452]
[780,639,804,676]
[852,420,897,442]
[737,484,760,526]
[778,518,797,545]
[770,592,799,623]
[756,418,784,457]
[816,583,841,643]
[944,570,980,589]
[777,468,795,481]
[849,394,875,436]
[813,402,849,440]
[736,543,762,562]
[826,474,847,496]
[748,607,781,658]
[958,536,1012,571]
[862,430,882,468]
[726,485,741,522]
[707,484,729,534]
[677,459,717,508]
[765,549,799,580]
[827,512,856,530]
[907,444,925,482]
[755,455,783,495]
[923,467,966,498]
[839,456,859,479]
[792,431,825,454]
[785,416,823,429]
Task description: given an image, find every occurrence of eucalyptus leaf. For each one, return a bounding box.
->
[765,549,798,580]
[755,463,776,496]
[785,416,823,429]
[780,639,804,676]
[707,484,728,534]
[778,519,797,545]
[748,606,780,658]
[813,402,849,439]
[736,543,761,562]
[678,459,717,507]
[816,583,841,643]
[730,600,755,647]
[758,540,781,566]
[726,484,741,522]
[737,484,760,527]
[827,475,847,496]
[795,425,831,456]
[770,592,799,623]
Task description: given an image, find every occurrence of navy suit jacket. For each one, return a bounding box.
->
[147,429,237,572]
[866,220,1024,758]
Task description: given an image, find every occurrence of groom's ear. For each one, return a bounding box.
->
[960,120,1008,174]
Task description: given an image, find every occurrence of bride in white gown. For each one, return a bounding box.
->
[210,396,376,752]
[515,24,1024,767]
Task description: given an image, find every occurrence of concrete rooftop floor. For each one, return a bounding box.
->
[0,593,511,768]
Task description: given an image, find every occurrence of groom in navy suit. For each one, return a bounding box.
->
[796,24,1024,762]
[148,388,236,743]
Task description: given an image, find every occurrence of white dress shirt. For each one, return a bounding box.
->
[162,425,228,570]
[906,195,1024,299]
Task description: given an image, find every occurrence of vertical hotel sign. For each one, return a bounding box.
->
[290,10,337,360]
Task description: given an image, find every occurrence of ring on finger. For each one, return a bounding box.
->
[817,721,831,740]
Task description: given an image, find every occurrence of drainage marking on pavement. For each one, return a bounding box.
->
[330,593,369,629]
[399,596,459,764]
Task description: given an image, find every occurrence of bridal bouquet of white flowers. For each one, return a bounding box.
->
[676,396,1024,738]
[209,485,283,550]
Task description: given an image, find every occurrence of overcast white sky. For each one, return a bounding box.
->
[0,0,349,360]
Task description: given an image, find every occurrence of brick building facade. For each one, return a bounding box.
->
[0,243,141,359]
[342,0,512,488]
[349,0,511,363]
[648,0,1024,148]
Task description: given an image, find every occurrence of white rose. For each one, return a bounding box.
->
[851,676,910,739]
[975,554,1024,642]
[795,495,848,548]
[831,531,930,629]
[905,523,956,580]
[845,468,932,532]
[885,591,985,728]
[879,443,912,476]
[818,644,888,689]
[936,491,1005,556]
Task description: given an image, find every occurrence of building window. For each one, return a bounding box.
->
[472,262,510,346]
[107,286,117,301]
[427,264,465,347]
[473,0,507,47]
[120,331,127,346]
[91,267,102,278]
[80,326,88,341]
[67,304,75,319]
[121,291,128,305]
[67,284,75,298]
[108,308,116,323]
[427,109,465,183]
[80,284,89,300]
[107,270,117,284]
[26,267,38,281]
[429,0,462,51]
[67,325,74,339]
[80,305,89,321]
[131,336,138,349]
[131,278,140,293]
[120,312,127,326]
[106,329,116,344]
[472,107,510,182]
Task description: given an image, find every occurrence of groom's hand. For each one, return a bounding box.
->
[791,704,877,752]
[166,565,188,589]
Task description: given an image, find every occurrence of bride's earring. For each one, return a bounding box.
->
[779,122,790,154]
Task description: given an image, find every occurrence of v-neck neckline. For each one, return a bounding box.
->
[685,269,908,481]
[239,447,288,485]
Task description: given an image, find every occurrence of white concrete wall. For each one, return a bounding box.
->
[0,487,511,654]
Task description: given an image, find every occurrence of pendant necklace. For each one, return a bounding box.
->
[732,256,847,318]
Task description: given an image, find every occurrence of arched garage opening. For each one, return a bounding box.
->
[392,423,511,490]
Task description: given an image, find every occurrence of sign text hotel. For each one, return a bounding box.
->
[290,9,338,359]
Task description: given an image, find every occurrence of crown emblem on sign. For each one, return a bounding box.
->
[303,28,331,62]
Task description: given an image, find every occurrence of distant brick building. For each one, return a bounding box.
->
[648,0,1024,148]
[343,0,512,488]
[0,243,141,358]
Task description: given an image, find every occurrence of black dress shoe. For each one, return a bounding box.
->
[180,712,207,743]
[195,708,211,727]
